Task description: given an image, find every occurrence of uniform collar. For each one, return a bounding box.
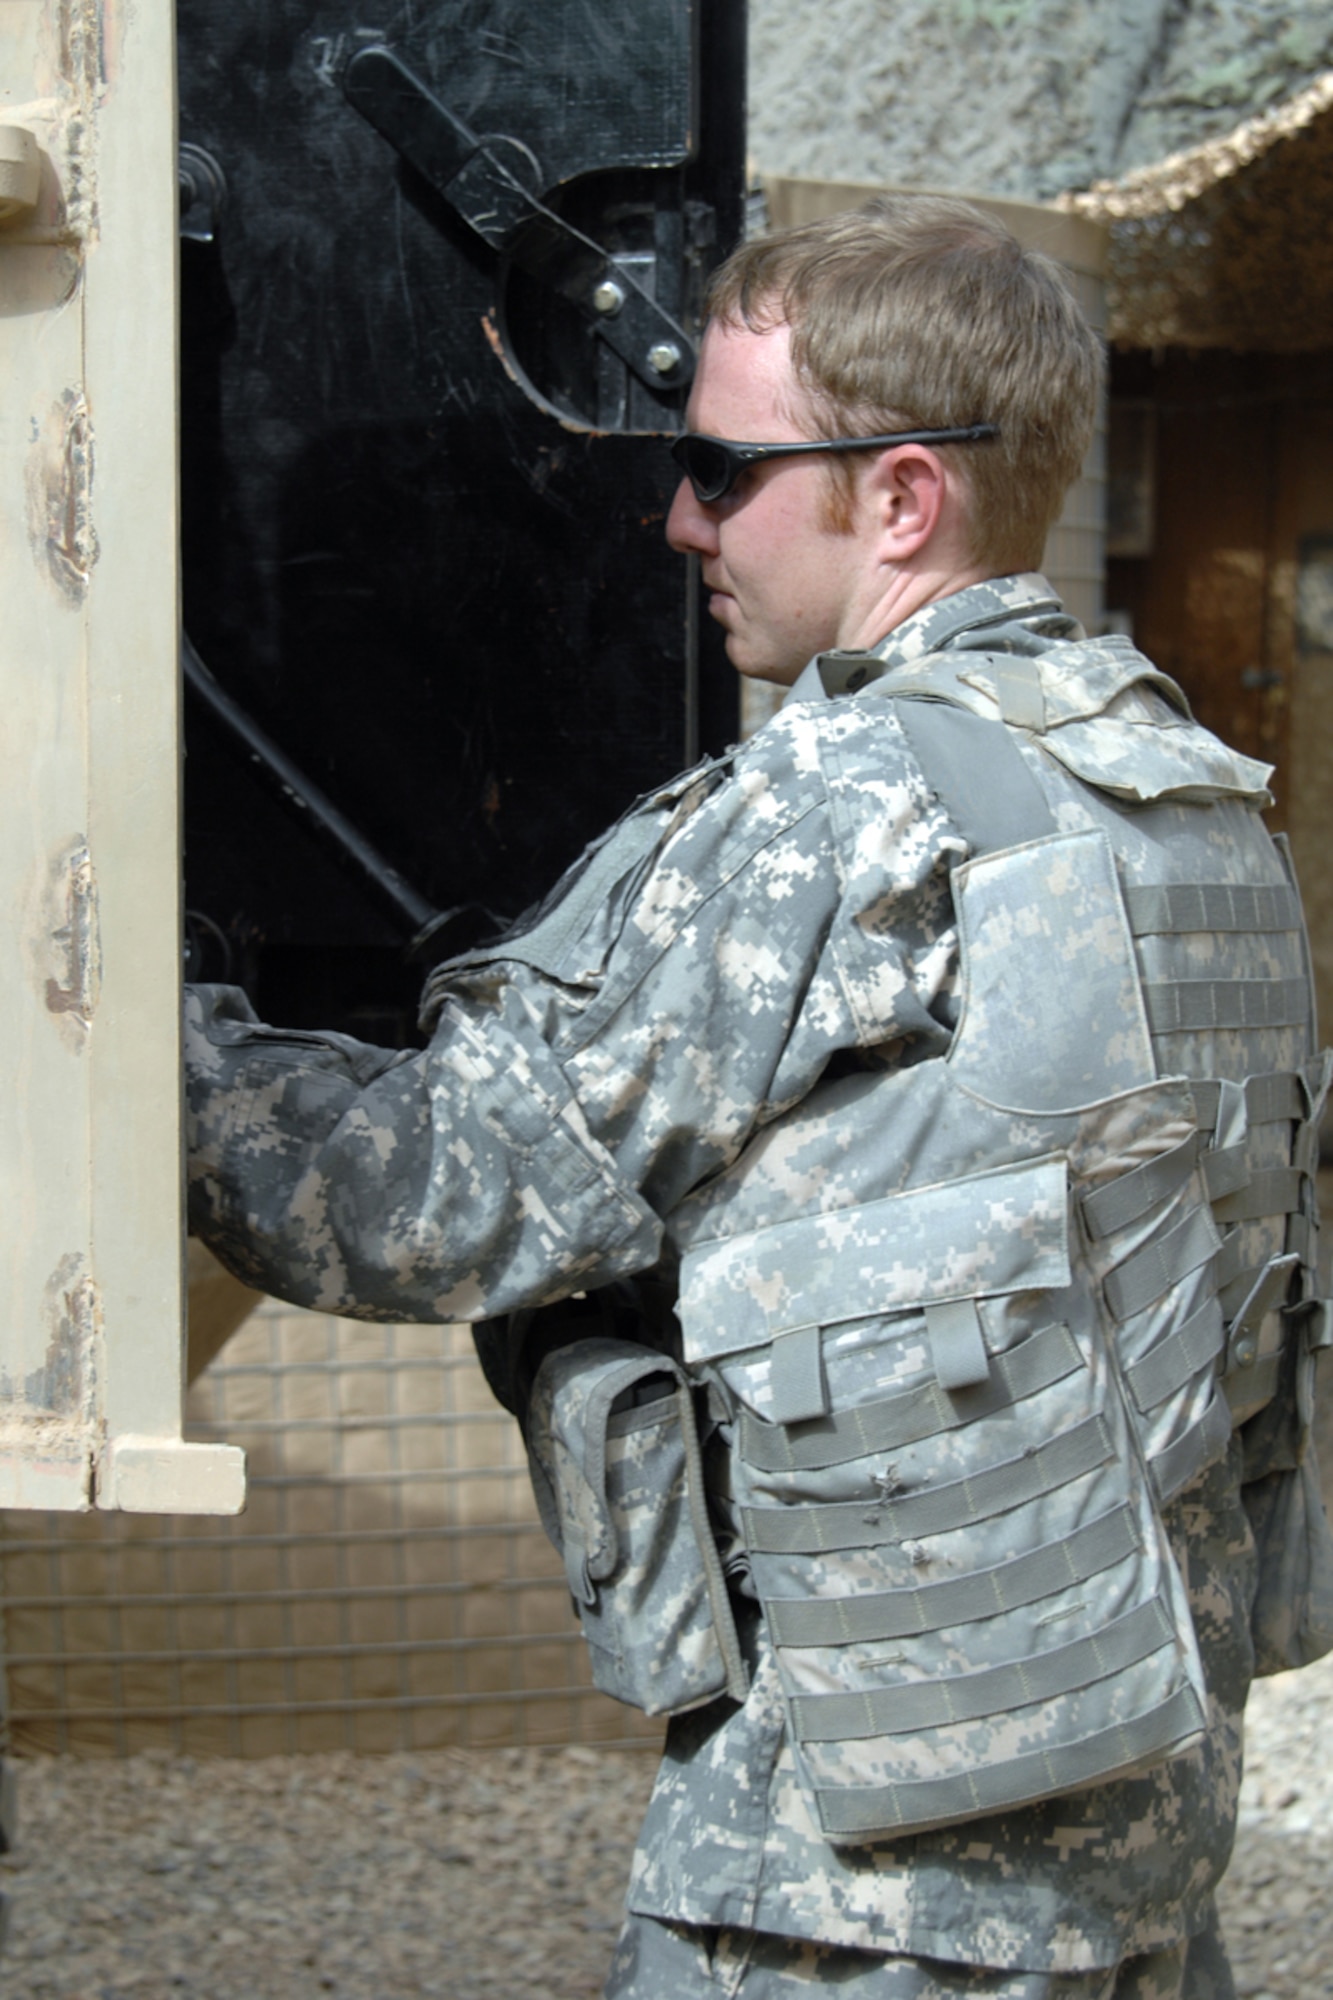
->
[784,573,1077,706]
[779,574,1273,805]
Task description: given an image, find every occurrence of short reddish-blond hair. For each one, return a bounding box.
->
[707,193,1100,570]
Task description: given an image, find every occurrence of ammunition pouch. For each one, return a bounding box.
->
[526,1336,748,1717]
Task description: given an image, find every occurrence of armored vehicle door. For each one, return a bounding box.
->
[177,0,747,1039]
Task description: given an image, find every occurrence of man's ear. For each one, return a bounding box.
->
[866,445,949,560]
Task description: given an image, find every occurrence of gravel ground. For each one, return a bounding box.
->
[2,1657,1332,2000]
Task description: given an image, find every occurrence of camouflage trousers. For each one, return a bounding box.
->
[603,1909,1236,2000]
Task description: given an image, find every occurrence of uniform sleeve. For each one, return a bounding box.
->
[185,981,664,1318]
[185,700,963,1320]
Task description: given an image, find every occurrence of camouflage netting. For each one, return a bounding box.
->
[750,2,1333,356]
[1063,71,1333,351]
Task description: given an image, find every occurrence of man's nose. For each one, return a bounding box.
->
[666,477,719,556]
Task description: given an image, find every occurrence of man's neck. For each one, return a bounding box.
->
[837,560,998,655]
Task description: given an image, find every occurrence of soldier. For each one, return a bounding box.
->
[187,195,1332,1999]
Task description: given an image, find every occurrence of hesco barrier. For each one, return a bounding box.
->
[0,1303,661,1758]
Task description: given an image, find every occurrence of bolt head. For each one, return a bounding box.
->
[591,279,626,316]
[647,341,683,377]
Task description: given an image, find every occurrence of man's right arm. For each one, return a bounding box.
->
[186,696,962,1328]
[185,977,663,1322]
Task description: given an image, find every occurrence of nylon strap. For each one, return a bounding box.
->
[790,1597,1174,1742]
[1193,1071,1304,1134]
[1288,1211,1317,1269]
[888,698,1057,856]
[1102,1205,1219,1323]
[1201,1144,1250,1204]
[1125,1299,1227,1412]
[1080,1133,1199,1241]
[924,1297,990,1390]
[989,658,1047,731]
[1144,978,1310,1036]
[1244,1071,1306,1126]
[742,1413,1113,1555]
[1294,1121,1320,1177]
[1149,1386,1233,1504]
[1215,1233,1249,1308]
[1122,882,1300,936]
[814,1683,1204,1838]
[739,1322,1081,1474]
[765,1504,1139,1648]
[1212,1167,1304,1227]
[1297,1298,1333,1352]
[768,1325,829,1425]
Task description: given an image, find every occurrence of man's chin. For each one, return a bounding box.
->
[713,612,801,687]
[726,641,801,689]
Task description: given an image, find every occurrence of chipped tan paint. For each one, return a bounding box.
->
[0,1251,101,1428]
[59,0,106,98]
[42,837,101,1032]
[37,1250,100,1421]
[55,0,104,238]
[25,386,98,601]
[0,1256,104,1508]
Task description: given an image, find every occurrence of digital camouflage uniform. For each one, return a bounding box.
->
[186,576,1327,1999]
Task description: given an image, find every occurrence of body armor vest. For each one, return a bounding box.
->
[671,637,1330,1846]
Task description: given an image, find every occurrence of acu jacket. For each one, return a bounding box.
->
[186,574,1331,1974]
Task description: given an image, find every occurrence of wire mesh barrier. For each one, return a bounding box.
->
[0,1303,662,1758]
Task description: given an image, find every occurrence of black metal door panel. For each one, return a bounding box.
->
[177,0,744,1038]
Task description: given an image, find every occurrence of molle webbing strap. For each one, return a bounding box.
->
[923,1297,990,1390]
[1192,1072,1305,1136]
[768,1325,828,1424]
[1080,1132,1200,1241]
[1125,1301,1226,1412]
[1144,977,1311,1036]
[790,1598,1174,1742]
[1294,1121,1321,1176]
[1288,1210,1318,1269]
[738,1322,1081,1474]
[1101,1205,1219,1323]
[1123,883,1301,937]
[1149,1386,1233,1503]
[1212,1167,1304,1227]
[886,696,1057,857]
[1247,1071,1308,1124]
[815,1683,1204,1839]
[764,1503,1140,1649]
[1201,1145,1251,1203]
[742,1413,1113,1555]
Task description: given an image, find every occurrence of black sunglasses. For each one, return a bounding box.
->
[670,423,1000,504]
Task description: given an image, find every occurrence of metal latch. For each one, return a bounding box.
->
[343,45,694,394]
